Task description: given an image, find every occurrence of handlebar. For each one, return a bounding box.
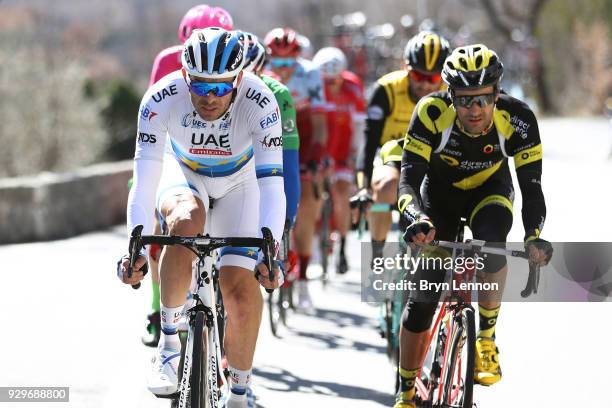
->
[127,225,277,293]
[421,239,541,298]
[349,193,373,239]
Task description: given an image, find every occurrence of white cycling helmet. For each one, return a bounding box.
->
[313,47,347,78]
[182,27,246,79]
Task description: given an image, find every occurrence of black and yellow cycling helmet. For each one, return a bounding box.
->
[403,31,451,73]
[442,44,503,89]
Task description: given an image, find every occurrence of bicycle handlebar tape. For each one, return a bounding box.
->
[129,225,145,290]
[261,227,275,294]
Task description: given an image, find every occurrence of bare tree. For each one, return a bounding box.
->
[478,0,554,113]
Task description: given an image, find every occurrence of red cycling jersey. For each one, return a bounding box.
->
[149,45,183,86]
[322,71,366,166]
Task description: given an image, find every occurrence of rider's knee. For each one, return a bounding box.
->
[402,300,437,333]
[470,203,512,273]
[165,203,204,237]
[373,176,398,203]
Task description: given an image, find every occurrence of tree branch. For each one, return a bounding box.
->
[527,0,549,35]
[501,0,526,22]
[478,0,514,41]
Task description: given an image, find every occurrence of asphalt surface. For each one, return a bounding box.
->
[1,118,610,408]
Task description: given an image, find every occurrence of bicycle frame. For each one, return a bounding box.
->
[416,241,476,407]
[178,255,227,408]
[127,224,276,408]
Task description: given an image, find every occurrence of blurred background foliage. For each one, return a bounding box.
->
[0,0,609,177]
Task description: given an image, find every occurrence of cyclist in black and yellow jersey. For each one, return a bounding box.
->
[392,44,553,408]
[355,31,451,264]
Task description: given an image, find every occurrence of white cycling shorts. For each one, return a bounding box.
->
[156,154,261,271]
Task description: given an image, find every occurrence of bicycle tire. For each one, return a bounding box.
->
[268,289,281,337]
[320,195,332,286]
[441,307,475,408]
[279,285,289,325]
[416,306,448,405]
[190,311,208,408]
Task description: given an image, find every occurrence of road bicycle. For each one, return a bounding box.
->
[268,221,297,337]
[127,224,275,408]
[407,219,541,408]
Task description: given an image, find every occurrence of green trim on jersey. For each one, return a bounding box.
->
[261,74,299,150]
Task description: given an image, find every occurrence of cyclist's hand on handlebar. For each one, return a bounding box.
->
[403,217,436,244]
[525,237,553,266]
[350,188,372,224]
[116,253,147,285]
[255,260,284,290]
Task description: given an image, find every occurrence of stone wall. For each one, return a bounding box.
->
[0,161,132,244]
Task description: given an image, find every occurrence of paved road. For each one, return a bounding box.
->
[1,118,610,407]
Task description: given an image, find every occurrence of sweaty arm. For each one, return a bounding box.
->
[251,93,286,244]
[505,108,546,241]
[355,83,390,189]
[126,93,169,237]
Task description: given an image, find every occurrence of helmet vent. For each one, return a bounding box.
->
[475,55,483,68]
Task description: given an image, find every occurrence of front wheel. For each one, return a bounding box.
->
[268,289,282,337]
[190,311,208,408]
[441,307,475,408]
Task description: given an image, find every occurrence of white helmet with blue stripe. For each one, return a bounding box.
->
[182,27,246,79]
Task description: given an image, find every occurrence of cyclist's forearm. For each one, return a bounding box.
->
[127,158,162,237]
[282,148,300,225]
[516,165,546,239]
[355,119,384,187]
[258,178,286,243]
[398,154,428,219]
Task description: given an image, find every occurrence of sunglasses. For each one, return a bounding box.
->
[269,58,296,68]
[409,70,442,84]
[453,93,497,109]
[189,80,235,97]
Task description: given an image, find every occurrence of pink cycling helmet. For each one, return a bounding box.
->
[178,4,234,43]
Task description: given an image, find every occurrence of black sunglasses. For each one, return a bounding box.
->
[453,93,497,109]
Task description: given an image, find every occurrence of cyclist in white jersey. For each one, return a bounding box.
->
[117,28,285,407]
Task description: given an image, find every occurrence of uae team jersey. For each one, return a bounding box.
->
[127,70,285,244]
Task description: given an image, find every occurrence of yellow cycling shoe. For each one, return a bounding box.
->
[474,336,502,386]
[393,392,416,408]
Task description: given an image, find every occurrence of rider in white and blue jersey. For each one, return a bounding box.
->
[117,28,284,408]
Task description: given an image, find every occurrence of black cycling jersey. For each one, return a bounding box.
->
[398,91,546,242]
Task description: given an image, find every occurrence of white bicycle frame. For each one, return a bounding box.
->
[178,256,230,408]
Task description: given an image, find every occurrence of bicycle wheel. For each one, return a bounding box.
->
[441,307,475,408]
[268,289,282,337]
[319,194,332,286]
[190,311,208,408]
[416,306,448,405]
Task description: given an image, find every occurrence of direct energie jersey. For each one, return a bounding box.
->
[356,70,445,185]
[398,91,546,240]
